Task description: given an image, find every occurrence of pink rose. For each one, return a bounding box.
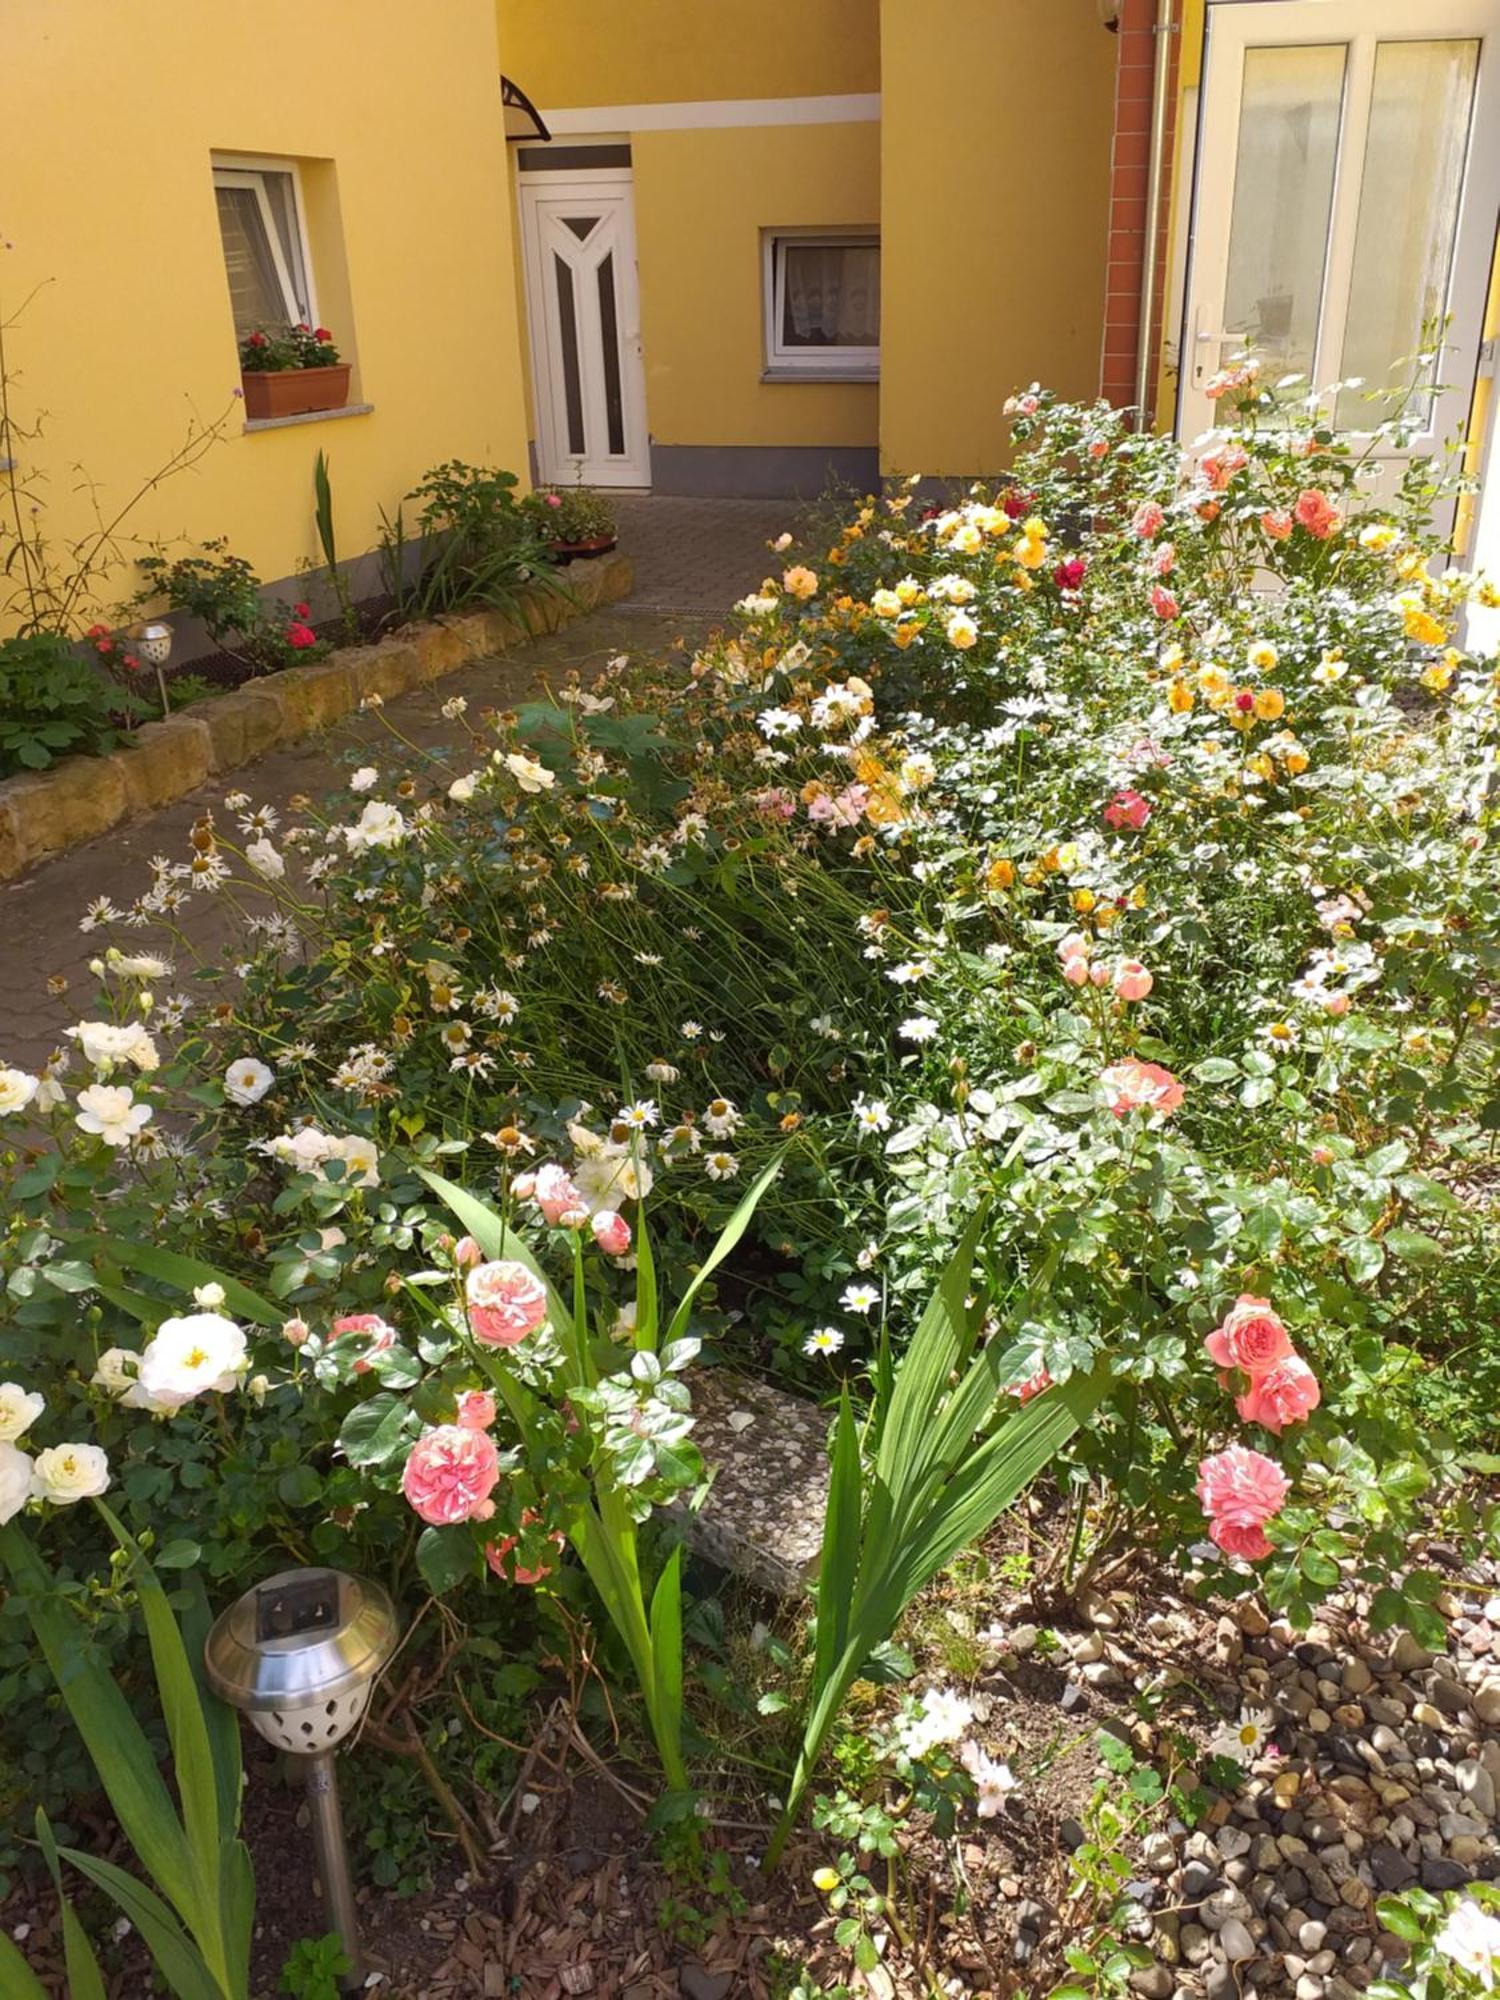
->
[486,1510,565,1584]
[1236,1355,1321,1434]
[511,1172,537,1201]
[453,1235,483,1269]
[1113,959,1153,1002]
[282,1316,310,1349]
[331,1312,395,1375]
[1100,1058,1184,1118]
[1203,445,1247,491]
[754,787,798,821]
[1150,584,1179,622]
[1104,788,1152,831]
[1153,542,1176,577]
[466,1259,549,1346]
[1131,501,1164,539]
[1294,488,1342,540]
[1089,961,1111,987]
[1205,1295,1292,1376]
[402,1424,500,1525]
[1260,509,1293,542]
[1062,954,1090,987]
[534,1162,585,1226]
[591,1209,632,1256]
[1196,1444,1290,1563]
[456,1388,497,1431]
[1324,992,1350,1018]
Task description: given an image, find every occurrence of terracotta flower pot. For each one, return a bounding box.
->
[547,533,618,562]
[240,364,352,421]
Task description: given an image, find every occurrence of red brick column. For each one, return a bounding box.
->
[1100,0,1182,423]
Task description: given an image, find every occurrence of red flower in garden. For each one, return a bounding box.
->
[293,602,311,618]
[314,328,332,342]
[1234,690,1255,713]
[1103,788,1152,831]
[121,653,140,672]
[1150,583,1179,621]
[1052,556,1086,592]
[1002,489,1036,521]
[247,330,268,347]
[285,621,317,649]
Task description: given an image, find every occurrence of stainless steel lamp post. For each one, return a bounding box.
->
[129,620,173,716]
[205,1567,397,1992]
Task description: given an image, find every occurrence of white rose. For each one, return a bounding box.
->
[448,774,477,803]
[31,1441,110,1506]
[344,801,407,853]
[333,1135,380,1187]
[245,837,285,880]
[192,1282,227,1309]
[75,1083,153,1147]
[0,1383,44,1443]
[224,1058,275,1106]
[91,1347,142,1395]
[349,766,379,793]
[138,1313,248,1411]
[503,752,555,794]
[0,1068,39,1116]
[66,1021,159,1074]
[0,1442,33,1525]
[104,950,170,979]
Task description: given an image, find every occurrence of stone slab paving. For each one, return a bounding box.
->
[0,495,787,1072]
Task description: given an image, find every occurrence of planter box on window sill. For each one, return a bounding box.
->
[239,364,352,421]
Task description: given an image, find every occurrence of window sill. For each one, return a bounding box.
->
[243,402,374,435]
[761,369,878,385]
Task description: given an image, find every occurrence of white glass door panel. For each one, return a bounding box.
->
[1181,0,1500,474]
[519,172,650,488]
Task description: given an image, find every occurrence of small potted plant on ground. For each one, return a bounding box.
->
[238,323,351,421]
[526,484,618,560]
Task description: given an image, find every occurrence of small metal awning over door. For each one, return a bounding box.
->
[502,76,550,142]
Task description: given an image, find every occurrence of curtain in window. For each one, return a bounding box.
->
[783,242,880,347]
[215,186,289,338]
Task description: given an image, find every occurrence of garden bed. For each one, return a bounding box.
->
[0,551,631,881]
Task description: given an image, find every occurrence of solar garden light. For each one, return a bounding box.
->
[127,619,173,716]
[205,1567,398,1991]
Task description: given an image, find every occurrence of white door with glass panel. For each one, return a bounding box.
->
[519,171,650,488]
[1180,1,1500,479]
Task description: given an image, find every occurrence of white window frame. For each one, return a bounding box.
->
[762,228,879,381]
[212,154,319,330]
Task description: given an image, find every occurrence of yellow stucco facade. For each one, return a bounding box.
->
[2,0,531,636]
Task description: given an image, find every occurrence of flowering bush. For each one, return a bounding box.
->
[135,540,326,674]
[522,484,618,545]
[3,373,1499,1875]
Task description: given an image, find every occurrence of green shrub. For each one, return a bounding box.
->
[378,460,569,620]
[0,631,123,773]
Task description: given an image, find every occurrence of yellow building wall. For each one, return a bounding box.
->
[498,0,878,106]
[632,124,880,449]
[877,0,1117,475]
[1,0,530,636]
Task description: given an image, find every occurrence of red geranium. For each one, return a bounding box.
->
[286,621,317,649]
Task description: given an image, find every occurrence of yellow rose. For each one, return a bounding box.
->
[986,856,1016,891]
[1283,748,1309,774]
[870,589,902,618]
[1254,688,1285,721]
[1168,680,1194,714]
[782,566,819,600]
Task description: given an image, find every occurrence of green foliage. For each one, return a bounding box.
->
[136,538,325,674]
[277,1932,353,1999]
[0,630,122,773]
[0,1507,253,1998]
[377,459,571,620]
[524,483,618,544]
[312,449,360,644]
[239,325,340,372]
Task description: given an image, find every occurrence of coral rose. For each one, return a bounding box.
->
[456,1389,497,1431]
[486,1510,566,1584]
[1101,1058,1184,1118]
[1196,1445,1290,1562]
[534,1162,586,1226]
[1150,584,1179,621]
[1132,500,1164,539]
[1205,1295,1292,1376]
[402,1424,500,1526]
[331,1312,396,1375]
[1103,788,1152,831]
[591,1209,632,1256]
[465,1259,548,1346]
[1260,509,1293,541]
[453,1235,483,1269]
[1294,488,1342,540]
[1236,1354,1321,1434]
[1113,960,1153,1002]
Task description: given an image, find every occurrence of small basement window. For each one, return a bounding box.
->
[213,157,317,338]
[763,231,880,379]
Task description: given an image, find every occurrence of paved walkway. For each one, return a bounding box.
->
[0,497,788,1072]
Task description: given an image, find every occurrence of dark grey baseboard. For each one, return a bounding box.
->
[647,443,880,499]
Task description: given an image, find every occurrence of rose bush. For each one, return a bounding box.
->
[2,371,1498,1878]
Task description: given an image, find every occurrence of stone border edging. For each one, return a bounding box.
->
[0,552,633,883]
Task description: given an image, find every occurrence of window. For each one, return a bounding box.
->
[764,232,879,379]
[213,158,317,339]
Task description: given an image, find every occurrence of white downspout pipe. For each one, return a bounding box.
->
[1134,0,1176,427]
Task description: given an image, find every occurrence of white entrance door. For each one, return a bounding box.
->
[518,170,650,488]
[1179,0,1500,477]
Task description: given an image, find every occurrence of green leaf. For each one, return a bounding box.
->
[338,1392,417,1468]
[648,1547,685,1774]
[53,1846,224,2000]
[0,1931,49,2000]
[662,1151,784,1350]
[36,1810,107,2000]
[417,1525,481,1596]
[154,1539,202,1570]
[1374,1897,1424,1943]
[1344,1236,1386,1284]
[38,1259,99,1294]
[72,1235,282,1327]
[812,1390,863,1706]
[1384,1227,1443,1266]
